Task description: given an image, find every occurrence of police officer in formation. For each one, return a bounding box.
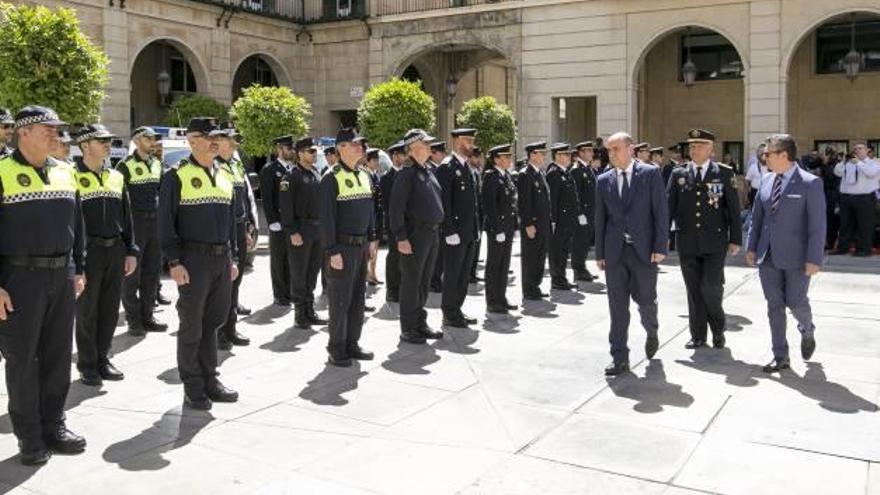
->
[634,142,651,163]
[0,106,87,465]
[380,141,406,303]
[0,108,14,159]
[517,141,552,300]
[215,127,254,350]
[73,124,139,386]
[469,146,484,284]
[667,129,742,349]
[261,135,295,306]
[546,143,584,290]
[50,130,74,164]
[280,136,328,330]
[118,126,168,335]
[428,140,447,293]
[159,117,239,410]
[569,141,598,282]
[481,144,518,314]
[319,128,376,367]
[388,129,445,344]
[436,128,479,327]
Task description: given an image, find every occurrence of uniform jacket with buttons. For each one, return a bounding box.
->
[435,154,478,242]
[516,164,552,236]
[259,158,289,226]
[546,162,580,233]
[569,159,596,223]
[667,161,742,256]
[481,166,518,237]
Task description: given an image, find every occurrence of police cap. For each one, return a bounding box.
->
[14,105,66,129]
[524,141,547,154]
[74,123,116,144]
[294,136,317,152]
[450,128,477,138]
[0,108,14,125]
[488,144,513,159]
[132,126,162,140]
[687,129,715,143]
[186,117,219,135]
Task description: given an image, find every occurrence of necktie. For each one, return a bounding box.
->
[621,170,630,198]
[695,167,703,183]
[770,174,783,213]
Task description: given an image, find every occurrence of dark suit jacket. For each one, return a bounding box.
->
[259,159,288,225]
[595,161,669,265]
[516,164,552,236]
[435,155,478,241]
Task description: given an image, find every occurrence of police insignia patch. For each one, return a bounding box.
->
[135,167,144,176]
[690,129,700,138]
[16,174,30,187]
[455,170,461,177]
[280,181,289,192]
[79,177,90,188]
[303,176,311,183]
[678,177,686,185]
[345,179,354,188]
[191,178,202,189]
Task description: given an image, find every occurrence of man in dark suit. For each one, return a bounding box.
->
[260,135,296,306]
[595,132,669,376]
[517,141,552,300]
[668,129,742,350]
[746,134,826,373]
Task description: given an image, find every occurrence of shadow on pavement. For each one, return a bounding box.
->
[382,342,440,376]
[764,362,879,414]
[102,409,215,470]
[241,303,292,325]
[298,363,367,407]
[260,327,317,353]
[606,359,695,413]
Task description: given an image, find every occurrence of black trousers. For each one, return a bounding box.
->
[269,230,291,302]
[385,242,401,301]
[77,242,125,371]
[219,222,248,340]
[470,236,481,280]
[549,227,574,285]
[679,251,727,341]
[485,234,513,307]
[571,224,594,275]
[326,243,368,353]
[605,245,658,364]
[0,263,75,445]
[400,225,439,332]
[288,227,322,320]
[441,238,475,319]
[176,249,232,399]
[838,193,876,254]
[521,230,549,297]
[430,232,443,290]
[122,215,160,324]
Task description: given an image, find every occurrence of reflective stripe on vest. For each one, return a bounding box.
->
[333,166,372,202]
[0,156,77,205]
[121,155,161,184]
[75,167,125,201]
[176,160,233,206]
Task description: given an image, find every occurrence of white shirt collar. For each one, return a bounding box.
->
[530,163,543,174]
[453,152,468,166]
[618,160,634,175]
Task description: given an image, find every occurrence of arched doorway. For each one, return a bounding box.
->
[231,54,285,101]
[129,39,210,129]
[397,44,517,141]
[786,11,880,157]
[635,27,746,171]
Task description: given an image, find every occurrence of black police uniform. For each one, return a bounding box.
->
[320,152,376,365]
[73,153,138,381]
[389,154,444,342]
[436,152,478,325]
[0,142,85,460]
[570,153,597,281]
[260,146,293,305]
[280,160,325,328]
[482,154,517,312]
[159,152,238,406]
[380,165,401,302]
[428,154,444,293]
[517,154,552,299]
[217,151,254,348]
[546,159,580,289]
[117,142,164,332]
[668,152,742,348]
[469,160,483,283]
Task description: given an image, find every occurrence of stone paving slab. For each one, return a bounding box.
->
[0,242,878,494]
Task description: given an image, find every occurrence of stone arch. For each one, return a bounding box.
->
[129,36,212,97]
[231,51,292,90]
[780,6,880,77]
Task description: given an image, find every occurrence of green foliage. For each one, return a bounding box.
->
[455,96,517,152]
[164,94,229,128]
[0,3,109,123]
[357,78,435,149]
[229,85,311,158]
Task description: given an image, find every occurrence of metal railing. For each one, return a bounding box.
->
[372,0,504,17]
[206,0,368,23]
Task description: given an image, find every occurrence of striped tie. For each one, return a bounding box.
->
[770,174,783,213]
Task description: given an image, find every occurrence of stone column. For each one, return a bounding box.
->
[747,0,784,152]
[102,7,131,136]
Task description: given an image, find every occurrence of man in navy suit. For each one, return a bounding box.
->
[595,132,669,376]
[746,134,826,373]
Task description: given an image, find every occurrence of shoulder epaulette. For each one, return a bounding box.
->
[717,162,733,171]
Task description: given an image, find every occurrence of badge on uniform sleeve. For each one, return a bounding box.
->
[191,178,202,189]
[345,179,354,188]
[280,180,289,192]
[135,167,144,176]
[455,169,461,177]
[79,177,90,188]
[16,174,30,187]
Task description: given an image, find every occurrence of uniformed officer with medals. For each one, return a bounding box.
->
[517,141,553,300]
[667,129,742,349]
[546,143,583,290]
[569,141,598,282]
[481,144,518,314]
[261,135,296,306]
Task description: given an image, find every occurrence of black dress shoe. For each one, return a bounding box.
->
[294,320,312,330]
[420,326,444,339]
[685,339,708,349]
[801,335,816,360]
[274,299,292,307]
[19,443,51,466]
[400,331,427,345]
[307,314,329,325]
[442,317,469,328]
[763,358,791,373]
[184,395,212,410]
[348,346,374,360]
[713,334,726,349]
[156,292,172,306]
[127,319,145,336]
[523,293,544,301]
[98,362,124,381]
[80,370,102,387]
[462,315,478,325]
[551,282,575,290]
[645,336,659,359]
[206,382,239,403]
[327,353,353,367]
[217,336,233,351]
[143,319,168,333]
[487,305,509,314]
[540,291,550,298]
[43,427,86,454]
[504,302,518,311]
[228,332,250,346]
[604,361,630,376]
[235,304,252,316]
[364,305,376,312]
[367,279,383,286]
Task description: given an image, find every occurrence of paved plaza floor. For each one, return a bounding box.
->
[0,241,878,494]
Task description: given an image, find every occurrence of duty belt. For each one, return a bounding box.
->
[89,236,120,248]
[338,234,367,246]
[1,255,69,269]
[183,242,229,256]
